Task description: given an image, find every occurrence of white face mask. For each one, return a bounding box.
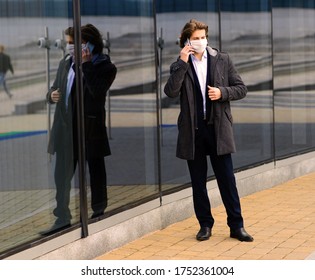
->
[190,38,207,53]
[66,43,75,57]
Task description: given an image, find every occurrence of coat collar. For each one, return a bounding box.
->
[206,46,218,57]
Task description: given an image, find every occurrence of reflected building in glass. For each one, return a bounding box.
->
[0,0,315,259]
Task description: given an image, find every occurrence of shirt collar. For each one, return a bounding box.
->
[191,50,207,62]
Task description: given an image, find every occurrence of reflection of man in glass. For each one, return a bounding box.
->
[164,19,253,242]
[41,25,117,235]
[0,44,14,98]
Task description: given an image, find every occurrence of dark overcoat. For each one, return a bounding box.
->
[47,53,117,159]
[164,47,247,160]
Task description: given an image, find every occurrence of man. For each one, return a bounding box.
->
[0,44,14,98]
[41,24,117,235]
[164,19,253,242]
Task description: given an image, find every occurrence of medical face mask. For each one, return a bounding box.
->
[66,43,75,57]
[190,38,208,53]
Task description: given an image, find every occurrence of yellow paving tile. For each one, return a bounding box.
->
[283,252,310,260]
[137,245,167,254]
[123,251,156,260]
[278,238,307,249]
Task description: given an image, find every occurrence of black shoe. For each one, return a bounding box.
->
[230,227,254,242]
[91,211,104,219]
[39,221,71,236]
[196,227,212,241]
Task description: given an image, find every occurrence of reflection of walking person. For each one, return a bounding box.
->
[40,24,117,236]
[0,44,14,98]
[164,19,253,242]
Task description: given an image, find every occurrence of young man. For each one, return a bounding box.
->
[164,19,253,242]
[41,24,117,235]
[0,44,14,98]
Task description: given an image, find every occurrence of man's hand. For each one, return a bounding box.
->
[51,88,61,103]
[82,47,92,63]
[180,45,194,63]
[208,86,222,100]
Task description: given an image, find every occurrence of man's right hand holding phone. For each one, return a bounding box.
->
[180,43,194,63]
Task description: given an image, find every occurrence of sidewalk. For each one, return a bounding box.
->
[96,172,315,260]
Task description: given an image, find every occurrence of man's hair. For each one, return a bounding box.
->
[0,44,4,52]
[64,27,74,38]
[179,19,208,48]
[81,23,104,54]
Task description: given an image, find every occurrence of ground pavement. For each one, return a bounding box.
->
[96,172,315,260]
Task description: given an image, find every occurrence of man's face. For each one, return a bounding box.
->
[189,29,208,54]
[65,35,74,45]
[190,29,207,42]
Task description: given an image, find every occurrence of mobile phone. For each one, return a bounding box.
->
[86,42,95,53]
[185,39,191,46]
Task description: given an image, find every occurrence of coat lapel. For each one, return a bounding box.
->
[210,53,219,86]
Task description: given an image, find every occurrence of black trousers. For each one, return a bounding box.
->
[53,151,107,222]
[0,72,12,97]
[187,122,244,230]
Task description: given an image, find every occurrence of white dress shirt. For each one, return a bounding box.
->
[191,51,208,118]
[66,62,75,110]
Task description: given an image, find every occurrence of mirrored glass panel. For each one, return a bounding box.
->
[0,0,79,255]
[273,2,315,158]
[220,0,274,168]
[80,0,160,219]
[157,0,219,192]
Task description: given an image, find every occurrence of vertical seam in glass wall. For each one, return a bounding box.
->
[43,26,52,163]
[218,0,222,51]
[153,0,163,206]
[270,0,276,166]
[72,0,89,238]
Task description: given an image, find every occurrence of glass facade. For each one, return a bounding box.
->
[273,2,315,158]
[0,0,315,258]
[219,1,274,169]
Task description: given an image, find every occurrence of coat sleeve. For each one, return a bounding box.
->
[164,58,189,98]
[218,53,247,102]
[82,60,117,99]
[8,57,14,74]
[46,59,64,104]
